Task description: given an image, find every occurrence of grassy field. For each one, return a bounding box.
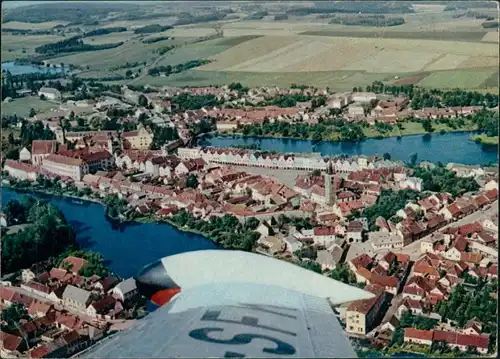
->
[1,34,65,61]
[418,69,496,89]
[299,30,489,42]
[363,120,477,139]
[1,96,58,117]
[198,35,497,74]
[82,31,137,45]
[2,21,67,30]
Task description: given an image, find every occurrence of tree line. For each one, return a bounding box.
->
[147,59,210,77]
[133,24,173,34]
[83,26,127,37]
[172,93,223,111]
[238,117,366,142]
[329,15,405,27]
[142,36,170,44]
[35,36,123,55]
[168,210,260,252]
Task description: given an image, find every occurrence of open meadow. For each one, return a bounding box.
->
[2,96,58,118]
[1,34,65,61]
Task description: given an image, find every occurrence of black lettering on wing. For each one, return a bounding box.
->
[189,327,296,356]
[201,310,297,337]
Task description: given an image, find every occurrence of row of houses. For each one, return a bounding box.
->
[178,147,402,172]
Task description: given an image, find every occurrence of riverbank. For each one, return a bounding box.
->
[202,131,498,165]
[2,187,218,278]
[470,134,499,146]
[215,119,478,143]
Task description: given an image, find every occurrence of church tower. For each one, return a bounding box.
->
[324,161,335,205]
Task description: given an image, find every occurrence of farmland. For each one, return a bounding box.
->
[1,4,497,92]
[2,21,67,30]
[1,96,58,118]
[1,34,65,61]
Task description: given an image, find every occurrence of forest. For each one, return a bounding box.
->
[238,118,366,142]
[329,15,405,27]
[133,24,173,34]
[173,12,228,26]
[1,196,77,274]
[287,2,414,16]
[262,93,313,108]
[147,59,210,77]
[35,36,123,55]
[172,93,223,111]
[83,27,127,37]
[142,36,170,44]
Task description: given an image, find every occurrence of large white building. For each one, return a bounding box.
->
[3,160,38,181]
[41,154,89,181]
[38,87,62,100]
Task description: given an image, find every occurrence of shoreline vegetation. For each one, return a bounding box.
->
[470,134,499,145]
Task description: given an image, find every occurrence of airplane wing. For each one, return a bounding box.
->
[79,282,358,358]
[77,250,372,358]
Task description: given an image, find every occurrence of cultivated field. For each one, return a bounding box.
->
[482,31,499,42]
[2,96,58,118]
[199,35,498,74]
[1,34,65,61]
[418,70,495,89]
[2,21,67,30]
[82,31,137,45]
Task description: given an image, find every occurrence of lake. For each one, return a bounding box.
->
[201,131,498,165]
[1,188,217,279]
[1,61,65,76]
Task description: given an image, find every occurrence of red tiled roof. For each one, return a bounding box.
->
[350,254,373,270]
[0,286,16,302]
[28,301,52,316]
[485,188,498,201]
[474,195,489,207]
[45,154,84,166]
[370,274,399,288]
[31,140,57,155]
[460,252,483,265]
[49,268,72,281]
[29,345,52,358]
[313,226,336,236]
[453,236,468,252]
[4,160,39,173]
[447,203,461,217]
[59,256,88,273]
[404,328,433,341]
[347,294,381,314]
[401,297,422,310]
[459,222,483,236]
[1,331,23,351]
[25,281,50,294]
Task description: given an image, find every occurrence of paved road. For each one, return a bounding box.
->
[347,201,498,262]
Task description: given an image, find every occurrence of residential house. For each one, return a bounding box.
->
[345,284,388,335]
[369,231,404,250]
[38,87,61,100]
[59,256,89,275]
[62,285,92,312]
[111,278,138,303]
[346,221,364,243]
[122,126,153,150]
[19,147,31,161]
[1,331,24,357]
[256,236,285,256]
[175,158,207,176]
[86,295,116,318]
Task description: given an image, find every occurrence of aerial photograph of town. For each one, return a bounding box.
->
[0,0,498,358]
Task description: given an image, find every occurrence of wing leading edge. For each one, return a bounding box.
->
[78,282,357,358]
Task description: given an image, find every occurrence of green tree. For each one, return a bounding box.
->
[186,174,199,189]
[29,108,36,117]
[383,152,391,160]
[138,94,148,107]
